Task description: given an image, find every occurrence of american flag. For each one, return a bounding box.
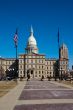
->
[14,29,18,46]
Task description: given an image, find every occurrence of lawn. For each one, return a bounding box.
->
[58,80,73,87]
[0,80,18,97]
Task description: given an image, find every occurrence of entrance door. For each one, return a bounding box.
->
[27,69,34,79]
[31,70,34,78]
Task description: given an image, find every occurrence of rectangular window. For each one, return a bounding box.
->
[20,60,22,63]
[27,59,29,63]
[31,59,33,63]
[39,74,41,77]
[6,61,7,65]
[20,65,22,69]
[39,60,40,63]
[39,71,41,74]
[35,74,37,77]
[20,71,22,74]
[9,61,10,65]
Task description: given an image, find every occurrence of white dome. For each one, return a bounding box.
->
[28,35,37,45]
[26,26,38,54]
[28,26,37,46]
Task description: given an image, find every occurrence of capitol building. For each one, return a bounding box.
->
[0,27,69,79]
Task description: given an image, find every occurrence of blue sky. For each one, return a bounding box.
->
[0,0,73,68]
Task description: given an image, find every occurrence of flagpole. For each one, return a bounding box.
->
[15,44,18,78]
[58,28,60,80]
[16,45,17,60]
[55,28,60,81]
[58,28,60,59]
[14,28,18,79]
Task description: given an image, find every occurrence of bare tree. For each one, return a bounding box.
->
[0,66,5,80]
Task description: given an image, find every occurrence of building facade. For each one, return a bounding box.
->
[59,44,69,76]
[18,27,69,79]
[0,58,16,79]
[0,27,69,79]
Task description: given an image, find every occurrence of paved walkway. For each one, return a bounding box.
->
[0,80,73,110]
[0,80,26,110]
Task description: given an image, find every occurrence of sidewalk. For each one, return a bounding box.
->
[0,80,73,110]
[14,80,73,110]
[0,80,26,110]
